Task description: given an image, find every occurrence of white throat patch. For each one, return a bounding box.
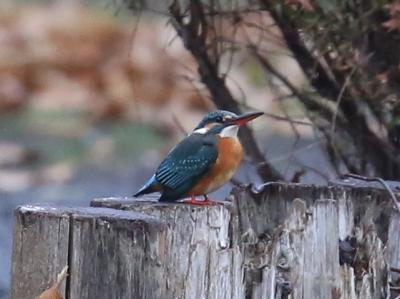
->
[219,125,239,138]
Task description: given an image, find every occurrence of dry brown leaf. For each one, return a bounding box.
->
[383,1,400,31]
[36,265,68,299]
[382,18,400,31]
[385,1,400,15]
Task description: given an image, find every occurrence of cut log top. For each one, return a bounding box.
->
[91,196,234,210]
[11,182,400,299]
[17,204,163,221]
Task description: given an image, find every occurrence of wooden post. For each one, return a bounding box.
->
[232,182,395,298]
[90,200,243,299]
[11,206,70,299]
[11,206,167,299]
[11,203,240,299]
[11,182,400,298]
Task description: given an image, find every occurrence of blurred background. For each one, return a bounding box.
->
[4,0,400,297]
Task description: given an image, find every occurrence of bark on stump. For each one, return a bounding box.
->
[11,182,400,299]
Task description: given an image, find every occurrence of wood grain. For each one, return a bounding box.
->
[11,206,70,299]
[11,182,400,298]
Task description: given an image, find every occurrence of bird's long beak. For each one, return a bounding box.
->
[230,111,264,126]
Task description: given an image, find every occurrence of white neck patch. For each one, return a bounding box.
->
[219,125,239,138]
[193,127,209,134]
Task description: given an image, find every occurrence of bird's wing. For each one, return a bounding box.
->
[155,133,218,193]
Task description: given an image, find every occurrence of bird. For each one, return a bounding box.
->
[134,110,263,205]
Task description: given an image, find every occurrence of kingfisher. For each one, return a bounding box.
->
[134,110,263,205]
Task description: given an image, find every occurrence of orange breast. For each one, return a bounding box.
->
[189,136,243,196]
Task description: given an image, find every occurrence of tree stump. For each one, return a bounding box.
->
[11,206,166,299]
[90,199,242,299]
[11,206,70,299]
[11,182,400,298]
[232,183,395,298]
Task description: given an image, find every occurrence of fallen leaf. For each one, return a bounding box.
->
[36,265,68,299]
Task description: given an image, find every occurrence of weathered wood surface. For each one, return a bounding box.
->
[91,200,241,299]
[11,206,70,299]
[11,203,238,299]
[235,183,399,298]
[11,206,165,299]
[93,183,399,299]
[11,182,400,299]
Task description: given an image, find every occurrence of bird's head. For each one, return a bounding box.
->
[193,110,263,138]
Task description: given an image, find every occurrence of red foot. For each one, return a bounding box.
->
[203,195,224,205]
[181,195,224,206]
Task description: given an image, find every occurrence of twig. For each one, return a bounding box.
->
[178,74,214,109]
[267,138,325,164]
[262,0,400,178]
[127,7,142,60]
[341,173,400,211]
[240,102,312,126]
[250,45,337,123]
[260,0,341,100]
[278,100,302,177]
[331,67,357,134]
[172,114,188,136]
[292,157,330,181]
[264,112,312,126]
[290,169,306,183]
[202,7,271,17]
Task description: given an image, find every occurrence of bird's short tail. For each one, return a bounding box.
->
[134,175,159,197]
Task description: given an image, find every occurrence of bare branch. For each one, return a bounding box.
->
[169,0,283,181]
[330,67,357,134]
[341,173,400,212]
[250,45,340,123]
[172,114,188,136]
